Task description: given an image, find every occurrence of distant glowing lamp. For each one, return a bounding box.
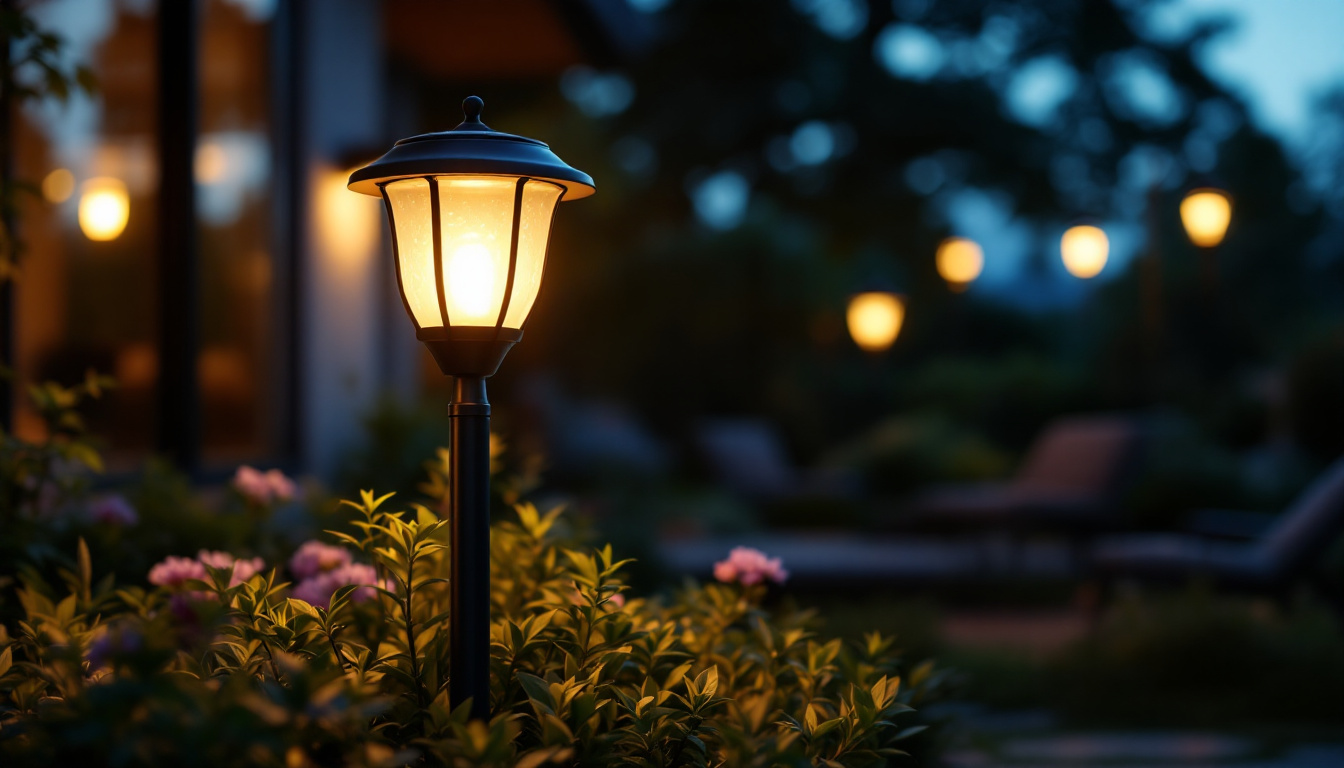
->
[846,292,905,353]
[935,236,983,291]
[347,95,593,721]
[42,168,76,203]
[77,177,130,241]
[1060,224,1108,279]
[1180,188,1231,247]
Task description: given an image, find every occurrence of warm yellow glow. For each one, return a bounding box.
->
[846,292,905,353]
[195,141,228,184]
[77,177,130,241]
[1180,188,1232,247]
[316,167,380,272]
[447,241,495,317]
[1060,224,1108,279]
[385,175,562,329]
[42,168,75,203]
[936,237,984,289]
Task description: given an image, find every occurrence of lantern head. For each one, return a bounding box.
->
[1060,224,1109,279]
[846,291,905,353]
[348,96,594,377]
[1180,187,1232,248]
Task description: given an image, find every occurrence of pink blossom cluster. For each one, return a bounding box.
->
[289,540,353,579]
[148,550,266,590]
[713,546,788,586]
[291,562,385,609]
[232,466,297,505]
[87,494,138,526]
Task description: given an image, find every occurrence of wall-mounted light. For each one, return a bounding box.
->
[77,177,130,241]
[1060,224,1108,279]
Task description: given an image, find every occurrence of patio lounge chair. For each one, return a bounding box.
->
[906,414,1145,538]
[694,418,861,502]
[1091,457,1344,609]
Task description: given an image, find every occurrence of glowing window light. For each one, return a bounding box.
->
[936,236,984,290]
[846,292,905,352]
[1060,224,1108,279]
[77,177,130,241]
[1180,188,1232,247]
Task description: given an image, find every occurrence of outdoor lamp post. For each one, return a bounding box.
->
[1060,224,1109,279]
[846,291,905,353]
[1180,187,1231,292]
[347,96,594,719]
[1180,187,1231,248]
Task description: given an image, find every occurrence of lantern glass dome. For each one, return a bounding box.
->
[384,176,562,329]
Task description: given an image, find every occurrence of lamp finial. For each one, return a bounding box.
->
[463,95,485,124]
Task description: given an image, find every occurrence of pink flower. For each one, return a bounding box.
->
[265,469,297,502]
[292,562,385,609]
[148,556,207,589]
[713,546,788,586]
[232,466,297,505]
[197,550,265,587]
[232,466,272,504]
[289,540,353,580]
[88,494,138,526]
[608,592,626,608]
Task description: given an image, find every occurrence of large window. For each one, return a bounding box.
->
[12,0,294,471]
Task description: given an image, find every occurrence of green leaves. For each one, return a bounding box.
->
[0,461,943,767]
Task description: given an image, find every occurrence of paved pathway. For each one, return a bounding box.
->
[934,707,1344,768]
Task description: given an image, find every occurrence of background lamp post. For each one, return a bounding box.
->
[1180,188,1232,247]
[846,291,905,353]
[1060,224,1109,279]
[347,96,594,719]
[935,236,984,292]
[1180,187,1231,292]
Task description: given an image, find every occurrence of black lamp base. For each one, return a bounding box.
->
[418,327,523,378]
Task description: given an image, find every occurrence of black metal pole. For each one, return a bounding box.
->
[449,374,491,720]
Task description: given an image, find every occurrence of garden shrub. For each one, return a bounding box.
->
[0,379,944,766]
[1047,587,1344,726]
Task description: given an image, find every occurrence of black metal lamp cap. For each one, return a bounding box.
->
[347,95,595,199]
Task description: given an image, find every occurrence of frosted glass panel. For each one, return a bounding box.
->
[502,180,562,329]
[436,177,516,326]
[385,178,440,328]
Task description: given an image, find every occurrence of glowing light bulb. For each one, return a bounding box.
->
[936,237,984,290]
[846,292,905,353]
[1180,188,1232,247]
[78,177,130,241]
[42,168,76,203]
[447,241,496,320]
[1060,224,1108,279]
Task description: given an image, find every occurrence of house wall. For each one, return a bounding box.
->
[298,0,415,478]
